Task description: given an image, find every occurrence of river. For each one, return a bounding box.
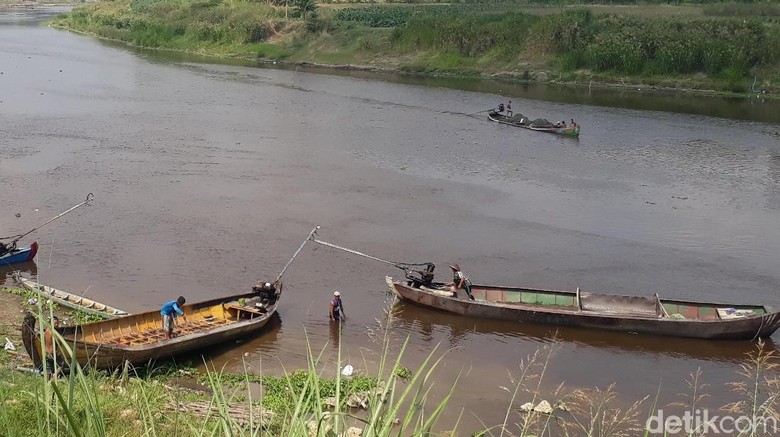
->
[2,7,780,434]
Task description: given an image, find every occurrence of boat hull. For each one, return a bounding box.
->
[23,286,281,369]
[0,241,38,265]
[389,279,780,340]
[61,316,273,368]
[488,112,580,137]
[16,275,129,319]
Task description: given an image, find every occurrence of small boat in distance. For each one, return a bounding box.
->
[22,281,282,369]
[0,241,38,266]
[386,275,780,340]
[488,108,580,137]
[15,274,129,319]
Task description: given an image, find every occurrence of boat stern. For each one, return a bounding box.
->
[27,241,38,261]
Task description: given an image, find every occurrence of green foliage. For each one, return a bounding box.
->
[55,0,281,48]
[393,366,412,380]
[585,16,767,76]
[704,2,780,18]
[334,3,531,28]
[393,13,538,58]
[334,5,414,28]
[3,287,38,301]
[256,43,294,59]
[52,1,780,92]
[305,9,323,33]
[294,0,317,21]
[201,368,381,412]
[530,9,593,54]
[65,310,107,325]
[130,0,186,13]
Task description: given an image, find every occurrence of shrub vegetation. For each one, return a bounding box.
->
[52,0,780,93]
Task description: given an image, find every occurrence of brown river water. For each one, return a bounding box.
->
[2,7,780,433]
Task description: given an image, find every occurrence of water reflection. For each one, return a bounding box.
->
[5,5,780,126]
[1,262,38,287]
[176,312,283,366]
[86,36,780,125]
[329,320,343,350]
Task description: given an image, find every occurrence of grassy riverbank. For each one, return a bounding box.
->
[48,0,780,96]
[2,289,780,435]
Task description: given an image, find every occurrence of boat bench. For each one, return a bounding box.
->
[223,302,266,320]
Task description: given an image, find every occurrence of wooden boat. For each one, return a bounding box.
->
[15,274,129,319]
[22,282,282,369]
[0,241,38,266]
[488,110,580,137]
[386,276,780,340]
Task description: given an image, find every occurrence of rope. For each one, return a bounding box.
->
[752,313,766,342]
[466,107,499,116]
[4,193,94,244]
[308,229,431,272]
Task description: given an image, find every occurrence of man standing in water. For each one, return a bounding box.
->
[330,291,346,323]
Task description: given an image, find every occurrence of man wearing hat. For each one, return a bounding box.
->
[449,264,474,300]
[330,291,346,322]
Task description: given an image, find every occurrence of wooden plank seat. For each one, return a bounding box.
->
[223,302,266,319]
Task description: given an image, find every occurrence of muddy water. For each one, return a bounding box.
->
[3,7,780,433]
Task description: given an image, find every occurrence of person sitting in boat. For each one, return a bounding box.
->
[570,119,577,129]
[496,103,505,113]
[0,241,8,257]
[506,100,513,117]
[330,291,346,323]
[161,296,187,339]
[448,264,474,300]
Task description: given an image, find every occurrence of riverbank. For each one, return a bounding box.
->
[48,1,780,98]
[2,286,780,435]
[0,288,434,436]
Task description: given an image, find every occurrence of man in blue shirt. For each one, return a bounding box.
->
[161,296,187,339]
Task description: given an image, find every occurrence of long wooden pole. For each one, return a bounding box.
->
[10,193,94,244]
[274,226,319,283]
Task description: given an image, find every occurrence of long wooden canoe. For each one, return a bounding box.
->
[488,111,580,137]
[387,276,780,340]
[22,282,282,369]
[15,274,129,319]
[0,241,38,266]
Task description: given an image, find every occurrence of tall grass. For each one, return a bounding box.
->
[53,1,780,90]
[0,299,458,436]
[704,2,780,18]
[2,300,780,435]
[390,9,774,78]
[58,0,284,49]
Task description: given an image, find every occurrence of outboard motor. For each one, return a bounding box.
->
[252,281,279,306]
[421,263,435,284]
[406,263,436,288]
